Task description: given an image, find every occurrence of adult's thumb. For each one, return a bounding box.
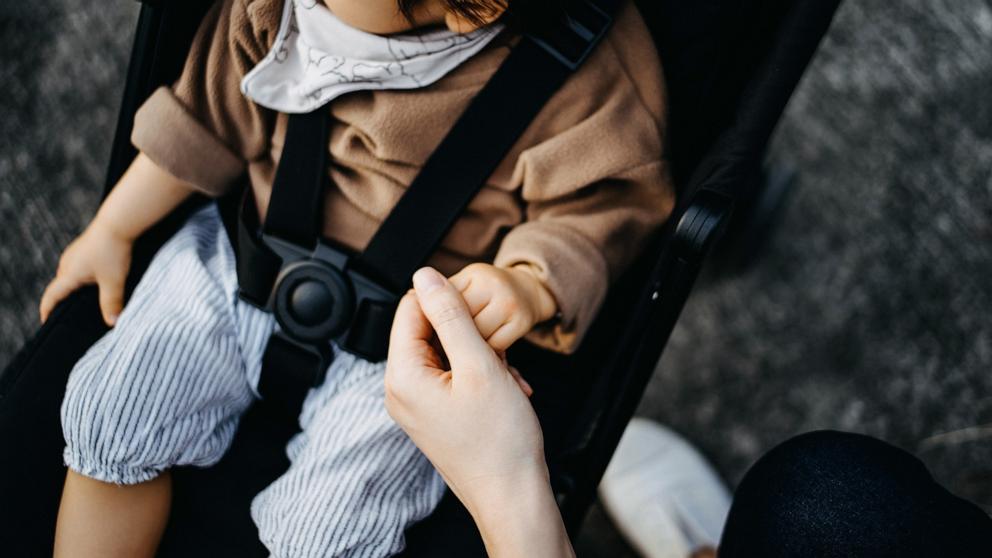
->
[412,267,495,370]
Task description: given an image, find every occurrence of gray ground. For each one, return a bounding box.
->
[2,0,990,556]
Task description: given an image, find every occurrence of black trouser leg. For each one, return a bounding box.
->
[718,430,992,557]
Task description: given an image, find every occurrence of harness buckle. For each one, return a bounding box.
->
[262,234,353,344]
[258,233,397,360]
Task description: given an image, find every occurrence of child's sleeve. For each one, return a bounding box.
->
[130,0,281,197]
[493,15,675,354]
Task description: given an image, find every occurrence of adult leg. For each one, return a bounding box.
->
[719,430,992,557]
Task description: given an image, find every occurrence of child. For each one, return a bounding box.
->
[42,0,674,555]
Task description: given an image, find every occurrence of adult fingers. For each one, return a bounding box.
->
[412,267,496,372]
[39,277,80,324]
[387,292,449,378]
[508,366,534,397]
[388,291,436,364]
[386,292,446,408]
[97,274,125,326]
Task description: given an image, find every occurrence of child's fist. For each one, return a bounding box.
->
[448,263,558,351]
[40,223,133,327]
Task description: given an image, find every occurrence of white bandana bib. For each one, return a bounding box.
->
[241,0,504,113]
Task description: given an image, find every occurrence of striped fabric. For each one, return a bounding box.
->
[60,203,445,556]
[254,350,447,557]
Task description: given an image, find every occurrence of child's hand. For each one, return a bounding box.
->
[40,222,133,327]
[448,263,558,351]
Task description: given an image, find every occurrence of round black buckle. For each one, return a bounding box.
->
[271,259,354,344]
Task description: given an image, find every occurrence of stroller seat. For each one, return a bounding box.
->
[0,0,841,555]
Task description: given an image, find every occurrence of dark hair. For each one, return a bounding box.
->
[397,0,563,31]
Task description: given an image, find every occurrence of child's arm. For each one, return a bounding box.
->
[448,263,558,352]
[39,154,195,326]
[41,0,282,327]
[452,3,672,355]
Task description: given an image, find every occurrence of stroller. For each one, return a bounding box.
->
[0,0,841,555]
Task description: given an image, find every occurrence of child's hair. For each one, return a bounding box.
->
[397,0,563,31]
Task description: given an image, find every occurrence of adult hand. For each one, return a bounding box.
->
[386,266,545,508]
[385,267,574,558]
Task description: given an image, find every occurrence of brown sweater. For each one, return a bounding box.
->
[132,0,674,353]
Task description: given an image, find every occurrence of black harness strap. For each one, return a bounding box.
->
[257,334,332,419]
[359,0,619,291]
[234,111,330,309]
[238,112,335,418]
[263,110,330,248]
[234,188,280,309]
[234,0,620,423]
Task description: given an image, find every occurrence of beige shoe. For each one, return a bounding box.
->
[598,419,731,558]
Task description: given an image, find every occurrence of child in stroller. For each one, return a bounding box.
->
[41,0,674,555]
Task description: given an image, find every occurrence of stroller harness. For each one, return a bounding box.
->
[0,1,846,554]
[230,0,621,421]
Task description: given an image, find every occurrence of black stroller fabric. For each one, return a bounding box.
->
[0,0,840,556]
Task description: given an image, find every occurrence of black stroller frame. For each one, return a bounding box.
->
[0,0,841,555]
